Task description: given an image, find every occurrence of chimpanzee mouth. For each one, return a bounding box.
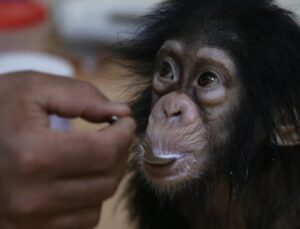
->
[143,149,195,184]
[144,151,183,166]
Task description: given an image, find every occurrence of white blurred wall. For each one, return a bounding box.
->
[277,0,300,16]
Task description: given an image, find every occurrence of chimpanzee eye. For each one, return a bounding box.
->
[197,72,220,87]
[158,61,174,80]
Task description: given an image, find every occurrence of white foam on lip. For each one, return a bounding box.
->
[152,149,183,159]
[153,153,182,160]
[144,149,184,165]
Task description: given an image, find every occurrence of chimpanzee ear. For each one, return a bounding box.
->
[275,111,300,146]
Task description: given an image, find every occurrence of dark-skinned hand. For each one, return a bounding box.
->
[0,71,136,229]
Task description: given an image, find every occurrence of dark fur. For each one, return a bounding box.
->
[113,0,300,228]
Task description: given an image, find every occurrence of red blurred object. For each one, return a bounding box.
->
[0,1,47,30]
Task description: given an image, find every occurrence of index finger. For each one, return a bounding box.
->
[39,76,130,121]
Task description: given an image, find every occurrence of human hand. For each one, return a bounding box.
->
[0,71,136,229]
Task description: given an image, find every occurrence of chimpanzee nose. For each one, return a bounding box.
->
[150,92,199,126]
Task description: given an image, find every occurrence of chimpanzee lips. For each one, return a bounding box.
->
[144,150,183,166]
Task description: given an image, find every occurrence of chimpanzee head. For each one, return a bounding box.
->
[115,0,300,196]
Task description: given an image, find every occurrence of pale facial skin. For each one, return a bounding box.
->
[137,40,241,193]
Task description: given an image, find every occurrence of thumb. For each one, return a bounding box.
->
[98,117,137,153]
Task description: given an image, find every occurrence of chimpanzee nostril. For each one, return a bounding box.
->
[173,111,182,117]
[163,107,182,120]
[164,110,181,118]
[167,110,183,124]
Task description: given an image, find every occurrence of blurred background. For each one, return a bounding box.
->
[0,0,299,228]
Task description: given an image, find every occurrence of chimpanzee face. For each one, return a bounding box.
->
[134,39,241,192]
